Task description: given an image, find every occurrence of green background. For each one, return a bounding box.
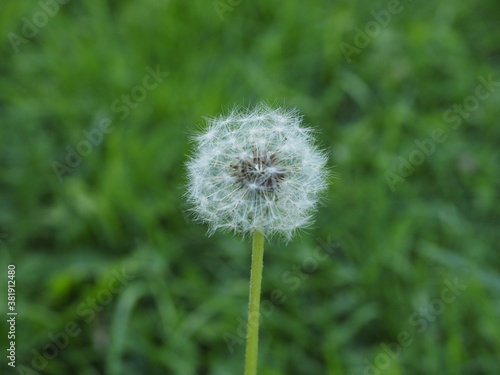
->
[1,0,499,374]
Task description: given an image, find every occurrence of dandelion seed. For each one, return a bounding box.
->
[186,103,329,241]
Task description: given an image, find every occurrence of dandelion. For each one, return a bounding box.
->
[186,104,329,240]
[185,103,329,374]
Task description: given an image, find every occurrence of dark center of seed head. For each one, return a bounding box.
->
[230,150,286,194]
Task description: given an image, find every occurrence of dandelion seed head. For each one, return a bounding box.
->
[186,103,329,241]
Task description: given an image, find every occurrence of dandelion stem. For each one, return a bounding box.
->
[244,230,265,375]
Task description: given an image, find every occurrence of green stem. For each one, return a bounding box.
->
[244,231,265,375]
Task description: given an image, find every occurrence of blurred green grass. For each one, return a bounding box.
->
[1,0,500,374]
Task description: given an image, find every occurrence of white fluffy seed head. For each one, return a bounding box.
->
[185,104,330,241]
